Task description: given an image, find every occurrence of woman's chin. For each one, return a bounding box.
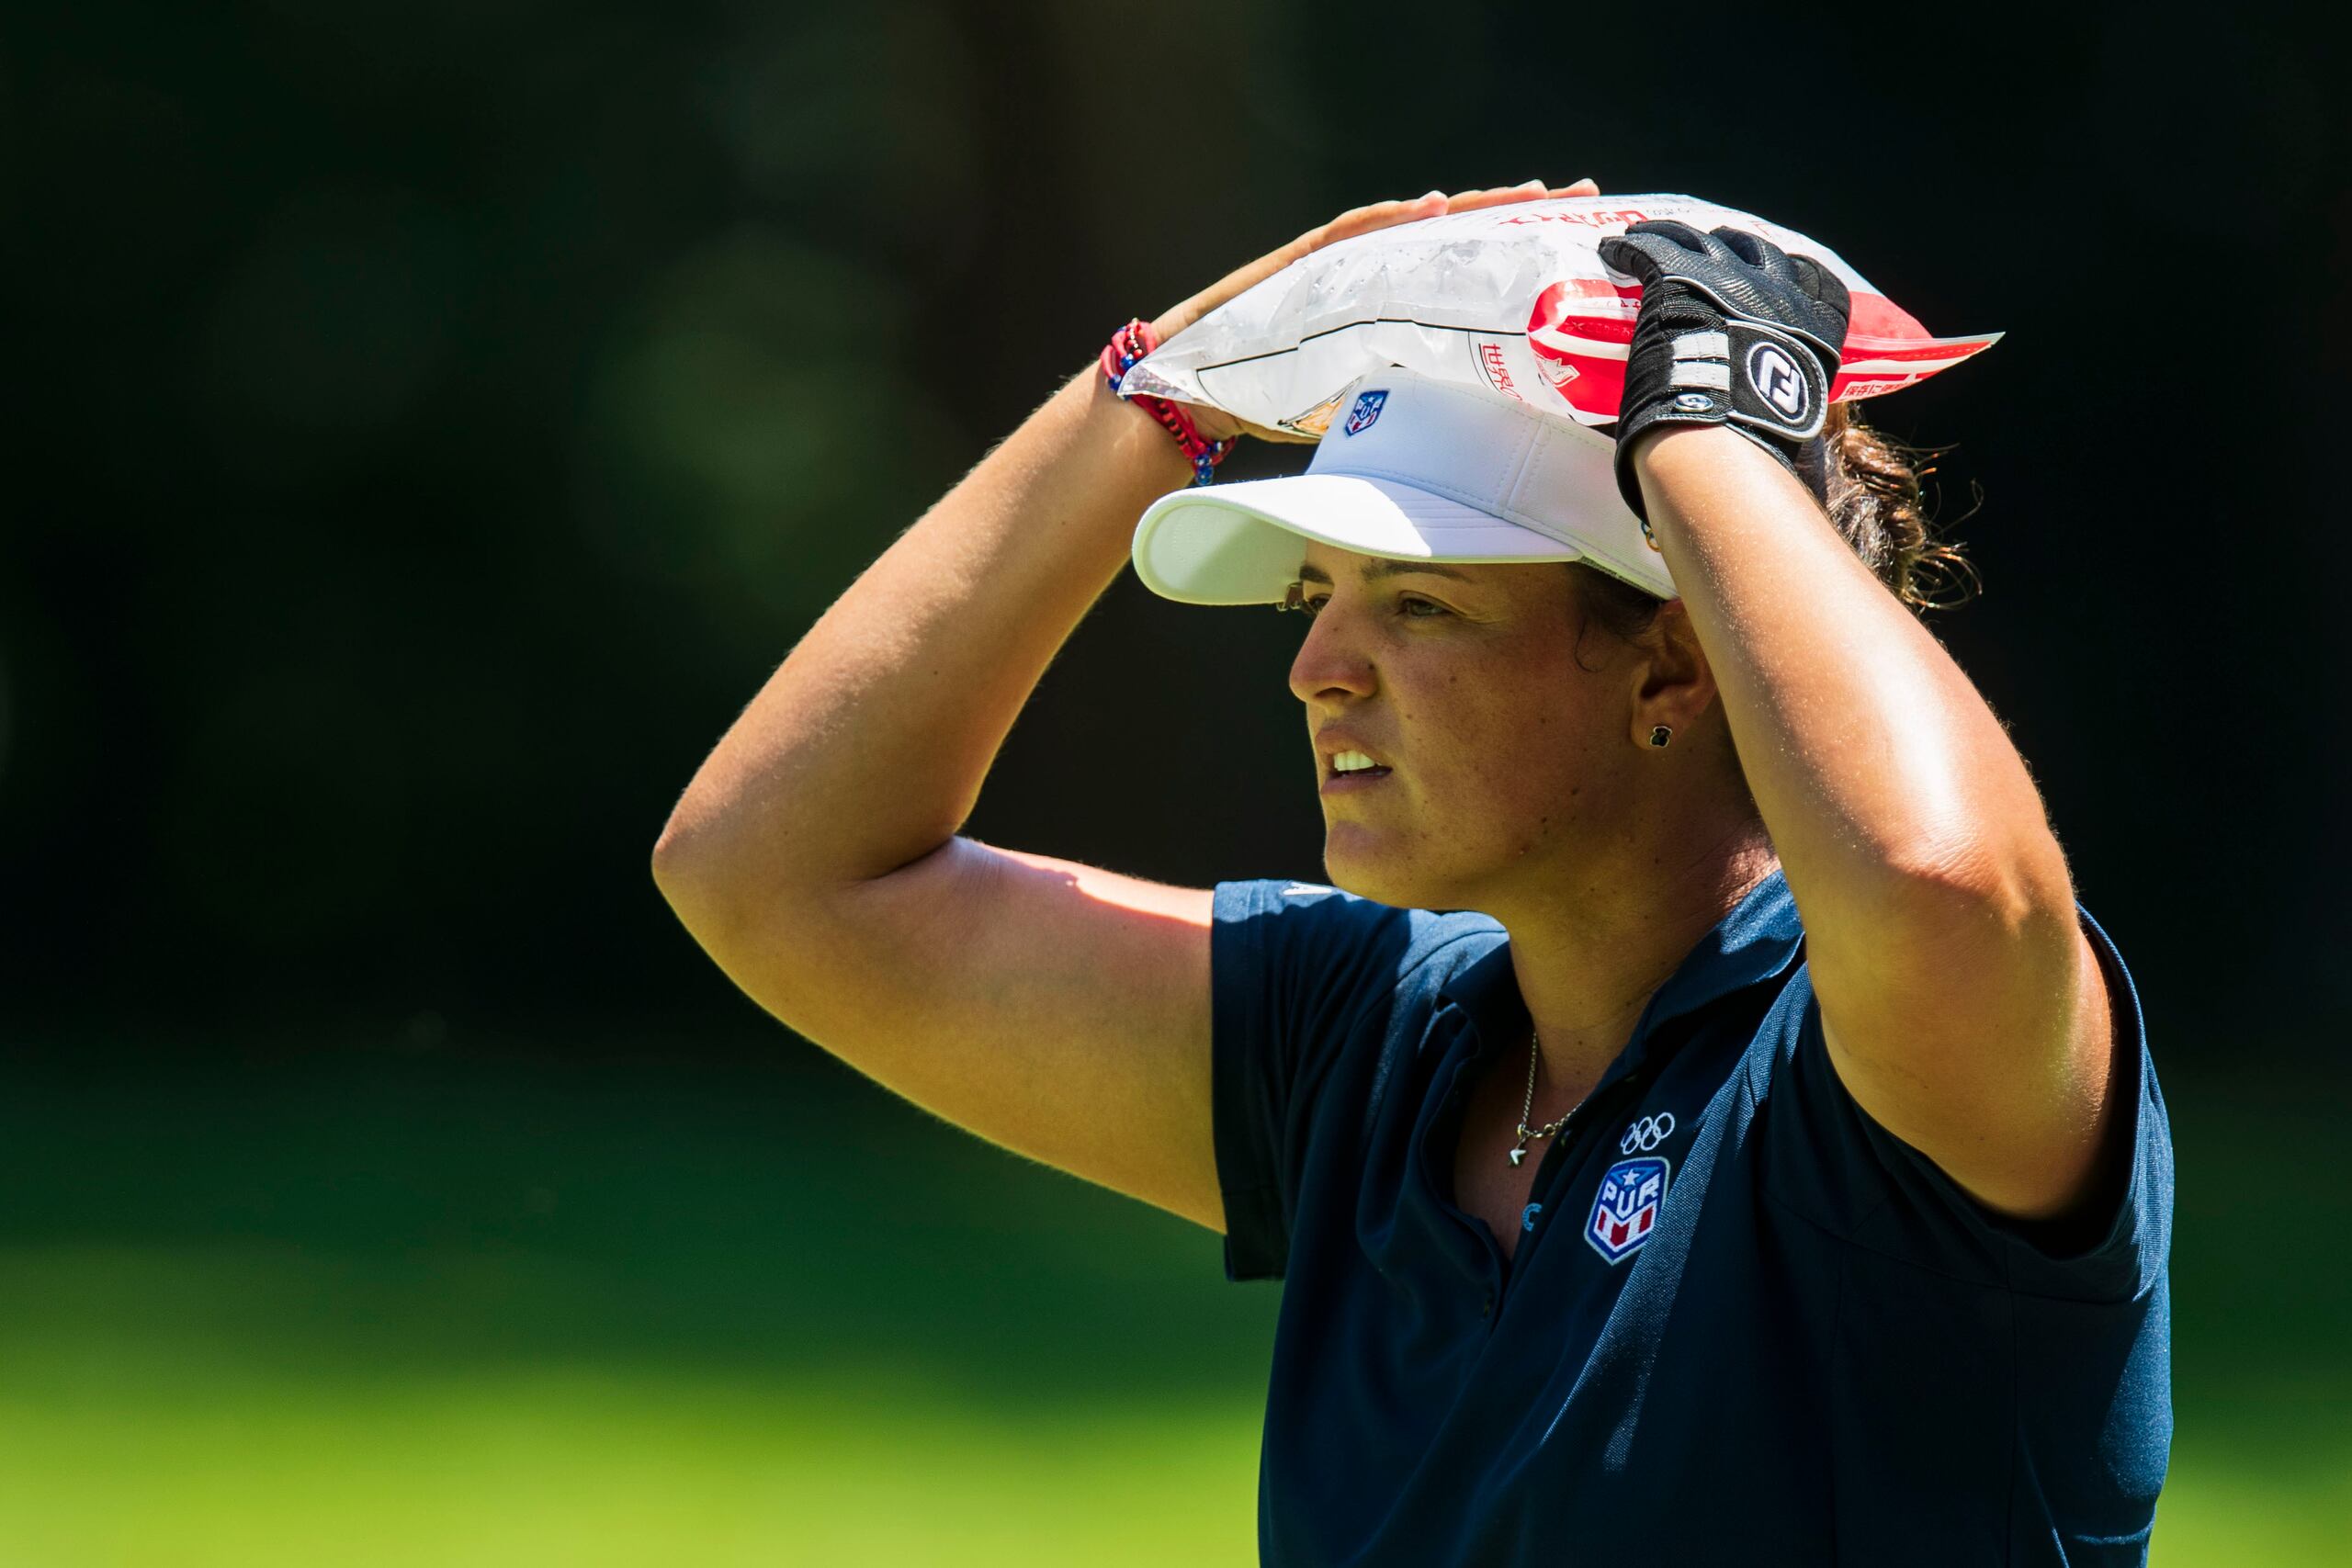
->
[1321,836,1426,909]
[1325,832,1504,913]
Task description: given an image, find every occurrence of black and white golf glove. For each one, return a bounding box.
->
[1597,220,1851,524]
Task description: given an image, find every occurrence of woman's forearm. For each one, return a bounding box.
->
[1631,422,2113,1218]
[651,186,1587,938]
[1631,423,2074,928]
[652,363,1191,931]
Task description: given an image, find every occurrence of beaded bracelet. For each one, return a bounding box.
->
[1101,318,1234,486]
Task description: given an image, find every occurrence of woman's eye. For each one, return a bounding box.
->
[1282,587,1329,618]
[1285,592,1446,622]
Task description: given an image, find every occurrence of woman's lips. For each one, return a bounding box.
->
[1321,766,1394,795]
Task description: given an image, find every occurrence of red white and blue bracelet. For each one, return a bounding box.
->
[1100,318,1234,486]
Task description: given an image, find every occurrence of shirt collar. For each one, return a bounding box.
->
[1437,864,1805,1077]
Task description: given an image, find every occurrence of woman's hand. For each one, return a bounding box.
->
[1149,178,1600,444]
[1598,221,1850,520]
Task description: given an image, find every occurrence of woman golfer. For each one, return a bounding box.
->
[653,181,2170,1564]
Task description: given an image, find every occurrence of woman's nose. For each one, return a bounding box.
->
[1287,613,1376,705]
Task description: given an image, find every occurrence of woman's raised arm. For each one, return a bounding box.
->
[651,184,1591,1227]
[1605,220,2119,1224]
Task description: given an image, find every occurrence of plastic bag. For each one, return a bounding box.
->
[1118,194,1998,437]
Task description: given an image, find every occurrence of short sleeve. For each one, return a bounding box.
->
[1209,879,1421,1283]
[1759,902,2173,1303]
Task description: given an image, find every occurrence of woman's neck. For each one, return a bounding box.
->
[1498,821,1780,1101]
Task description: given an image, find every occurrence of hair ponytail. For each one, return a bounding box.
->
[1564,404,1980,660]
[1818,401,1979,612]
[1558,404,1978,815]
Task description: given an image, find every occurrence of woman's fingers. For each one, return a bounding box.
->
[1442,177,1596,214]
[1442,179,1546,212]
[1310,177,1599,253]
[1315,191,1446,247]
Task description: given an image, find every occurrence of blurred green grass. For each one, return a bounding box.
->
[0,1043,2343,1565]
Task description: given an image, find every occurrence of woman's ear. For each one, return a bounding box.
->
[1627,599,1719,749]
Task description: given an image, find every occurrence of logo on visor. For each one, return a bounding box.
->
[1343,389,1389,436]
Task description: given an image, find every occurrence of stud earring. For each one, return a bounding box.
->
[1648,726,1673,749]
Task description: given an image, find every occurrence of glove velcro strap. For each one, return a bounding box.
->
[1668,331,1732,390]
[1663,320,1830,442]
[1613,319,1832,525]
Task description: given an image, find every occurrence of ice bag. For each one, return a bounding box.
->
[1118,195,1998,437]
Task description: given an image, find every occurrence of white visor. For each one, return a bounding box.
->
[1131,364,1676,604]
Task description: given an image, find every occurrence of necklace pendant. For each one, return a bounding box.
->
[1508,1145,1527,1168]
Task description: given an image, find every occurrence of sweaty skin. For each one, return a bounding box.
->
[1290,547,1773,1103]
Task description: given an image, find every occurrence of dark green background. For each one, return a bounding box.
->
[5,2,2346,1561]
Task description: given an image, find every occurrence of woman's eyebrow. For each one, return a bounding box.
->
[1295,559,1476,586]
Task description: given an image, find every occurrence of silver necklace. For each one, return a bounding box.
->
[1509,1024,1576,1168]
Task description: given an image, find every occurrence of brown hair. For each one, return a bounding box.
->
[1570,402,1978,659]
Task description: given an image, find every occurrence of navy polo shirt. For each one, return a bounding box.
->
[1211,865,2172,1566]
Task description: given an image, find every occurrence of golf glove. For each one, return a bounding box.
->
[1599,220,1850,520]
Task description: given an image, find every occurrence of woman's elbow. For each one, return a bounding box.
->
[1885,825,2077,952]
[650,803,737,936]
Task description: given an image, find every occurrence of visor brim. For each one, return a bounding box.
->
[1132,474,1598,606]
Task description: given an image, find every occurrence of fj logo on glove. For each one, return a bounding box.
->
[1747,343,1808,421]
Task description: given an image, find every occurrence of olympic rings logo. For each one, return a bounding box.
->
[1619,1113,1677,1154]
